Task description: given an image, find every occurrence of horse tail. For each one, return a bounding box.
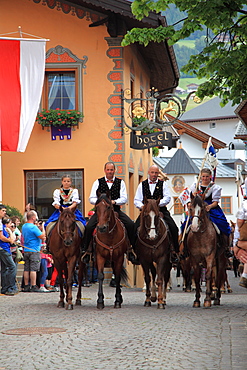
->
[120,266,129,285]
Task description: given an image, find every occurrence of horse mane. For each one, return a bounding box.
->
[191,194,209,219]
[95,193,112,206]
[59,207,76,221]
[142,198,160,215]
[192,194,205,208]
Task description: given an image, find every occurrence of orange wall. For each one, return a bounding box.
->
[1,0,152,218]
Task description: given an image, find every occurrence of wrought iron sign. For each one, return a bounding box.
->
[121,87,201,149]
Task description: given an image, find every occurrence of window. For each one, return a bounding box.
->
[43,45,88,113]
[46,71,76,110]
[173,197,184,215]
[25,170,84,221]
[221,197,232,214]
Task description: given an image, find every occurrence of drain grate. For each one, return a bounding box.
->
[2,327,66,335]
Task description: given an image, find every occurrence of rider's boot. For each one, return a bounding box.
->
[178,234,189,260]
[126,248,140,265]
[223,235,233,258]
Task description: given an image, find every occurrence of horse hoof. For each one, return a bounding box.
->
[144,301,151,307]
[66,304,73,310]
[193,301,200,308]
[114,302,121,309]
[57,301,65,308]
[157,303,165,309]
[97,303,104,310]
[220,289,226,294]
[228,289,233,293]
[75,299,81,306]
[185,289,191,293]
[214,299,220,306]
[203,300,211,308]
[151,297,157,302]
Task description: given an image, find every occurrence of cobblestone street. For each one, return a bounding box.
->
[0,269,246,370]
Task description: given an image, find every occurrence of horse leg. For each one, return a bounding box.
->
[56,266,65,308]
[150,263,157,302]
[214,255,227,305]
[97,270,104,309]
[142,264,151,307]
[204,258,214,308]
[193,264,201,308]
[65,256,77,310]
[156,276,164,309]
[75,259,85,306]
[162,260,172,307]
[226,274,233,293]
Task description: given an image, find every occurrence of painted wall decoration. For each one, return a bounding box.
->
[171,175,185,194]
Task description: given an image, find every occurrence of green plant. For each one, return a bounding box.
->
[152,147,159,157]
[5,205,24,224]
[36,109,83,127]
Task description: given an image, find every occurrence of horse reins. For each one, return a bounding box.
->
[95,217,126,260]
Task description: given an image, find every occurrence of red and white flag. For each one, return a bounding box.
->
[179,188,190,206]
[0,38,46,152]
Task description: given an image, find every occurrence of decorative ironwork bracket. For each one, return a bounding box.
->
[121,88,201,135]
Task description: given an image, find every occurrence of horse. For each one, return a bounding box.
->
[159,100,177,120]
[186,194,227,307]
[49,207,83,310]
[136,198,172,309]
[94,193,129,309]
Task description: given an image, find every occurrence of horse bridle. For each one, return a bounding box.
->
[57,219,75,241]
[96,200,117,234]
[143,214,160,235]
[191,214,207,233]
[138,217,167,250]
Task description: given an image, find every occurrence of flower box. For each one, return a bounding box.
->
[36,108,83,128]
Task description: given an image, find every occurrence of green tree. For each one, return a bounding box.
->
[122,0,247,105]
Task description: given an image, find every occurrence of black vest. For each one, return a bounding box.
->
[142,179,167,212]
[98,177,121,211]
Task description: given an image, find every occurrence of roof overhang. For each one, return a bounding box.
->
[235,100,247,128]
[65,0,179,92]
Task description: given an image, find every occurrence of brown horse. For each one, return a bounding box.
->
[187,194,226,307]
[95,193,128,309]
[49,207,83,310]
[136,198,172,309]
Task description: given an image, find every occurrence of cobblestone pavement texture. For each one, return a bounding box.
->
[0,269,246,370]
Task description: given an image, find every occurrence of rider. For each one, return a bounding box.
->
[44,175,86,246]
[187,167,232,257]
[134,164,179,263]
[82,162,138,264]
[232,178,247,289]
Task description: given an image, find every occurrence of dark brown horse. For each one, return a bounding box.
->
[187,194,226,307]
[136,198,172,309]
[95,193,128,309]
[49,207,83,310]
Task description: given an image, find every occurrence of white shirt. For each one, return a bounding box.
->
[190,182,222,203]
[89,176,127,206]
[52,188,81,206]
[134,178,171,209]
[236,199,247,220]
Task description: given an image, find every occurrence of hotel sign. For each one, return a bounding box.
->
[130,131,174,150]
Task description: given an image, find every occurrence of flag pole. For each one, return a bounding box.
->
[195,137,212,192]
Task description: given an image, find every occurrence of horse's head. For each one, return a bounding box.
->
[95,193,113,233]
[58,208,76,246]
[141,198,161,240]
[190,194,208,232]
